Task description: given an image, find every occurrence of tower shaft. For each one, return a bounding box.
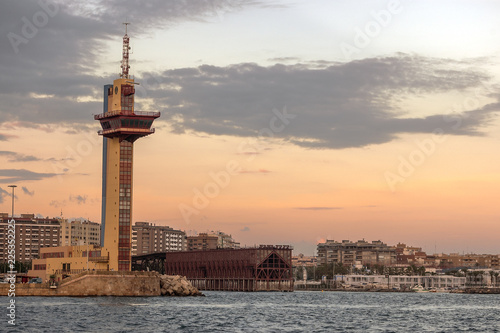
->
[95,25,160,271]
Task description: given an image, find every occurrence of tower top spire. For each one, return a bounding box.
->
[120,22,131,79]
[123,21,130,35]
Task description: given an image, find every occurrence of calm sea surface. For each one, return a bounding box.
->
[2,291,500,332]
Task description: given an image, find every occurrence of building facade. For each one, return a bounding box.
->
[0,213,61,263]
[187,233,218,251]
[214,231,240,249]
[341,274,466,289]
[317,239,396,266]
[60,219,101,247]
[131,222,186,255]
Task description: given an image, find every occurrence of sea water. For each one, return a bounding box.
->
[2,291,500,332]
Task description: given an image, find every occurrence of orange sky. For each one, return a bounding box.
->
[1,1,500,255]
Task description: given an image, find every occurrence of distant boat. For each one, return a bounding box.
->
[412,285,428,293]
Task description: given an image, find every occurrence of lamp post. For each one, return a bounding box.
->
[7,185,17,219]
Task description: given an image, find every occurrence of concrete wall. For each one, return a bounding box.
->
[0,271,161,297]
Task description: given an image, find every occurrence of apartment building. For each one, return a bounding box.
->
[186,233,218,251]
[317,239,396,266]
[0,213,61,262]
[187,231,240,251]
[132,222,186,255]
[60,219,101,247]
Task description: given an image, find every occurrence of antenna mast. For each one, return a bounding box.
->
[120,22,131,79]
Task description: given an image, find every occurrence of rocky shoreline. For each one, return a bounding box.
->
[160,274,204,296]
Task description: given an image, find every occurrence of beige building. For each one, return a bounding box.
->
[187,231,240,251]
[317,239,396,266]
[131,222,186,255]
[29,244,108,281]
[0,213,61,263]
[292,254,318,267]
[187,233,218,251]
[436,253,500,269]
[60,219,101,247]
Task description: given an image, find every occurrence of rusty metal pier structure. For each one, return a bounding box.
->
[133,245,294,291]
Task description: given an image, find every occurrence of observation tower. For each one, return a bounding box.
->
[94,23,160,271]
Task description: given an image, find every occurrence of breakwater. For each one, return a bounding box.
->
[0,271,203,297]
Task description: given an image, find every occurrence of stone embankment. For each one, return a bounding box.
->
[160,274,204,296]
[460,288,500,294]
[0,271,203,297]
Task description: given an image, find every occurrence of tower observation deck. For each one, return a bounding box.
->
[95,24,160,271]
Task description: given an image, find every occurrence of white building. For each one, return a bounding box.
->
[341,274,466,289]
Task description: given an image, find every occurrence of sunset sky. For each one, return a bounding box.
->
[1,0,499,255]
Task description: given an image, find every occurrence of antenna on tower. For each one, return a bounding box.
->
[120,22,131,79]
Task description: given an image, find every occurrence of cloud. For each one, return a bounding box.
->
[294,207,343,210]
[0,150,41,162]
[239,169,271,174]
[0,187,10,204]
[69,194,87,205]
[0,150,69,163]
[0,1,497,151]
[49,200,66,208]
[0,0,276,127]
[22,186,34,196]
[147,55,497,149]
[0,169,59,183]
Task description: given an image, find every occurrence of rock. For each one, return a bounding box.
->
[159,275,204,297]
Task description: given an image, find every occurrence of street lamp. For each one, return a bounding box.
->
[7,185,17,219]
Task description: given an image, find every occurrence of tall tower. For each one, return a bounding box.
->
[95,24,160,271]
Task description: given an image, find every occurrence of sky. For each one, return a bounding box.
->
[0,0,499,256]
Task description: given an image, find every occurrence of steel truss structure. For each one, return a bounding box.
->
[164,245,294,291]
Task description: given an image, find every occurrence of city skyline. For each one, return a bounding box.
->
[1,1,500,256]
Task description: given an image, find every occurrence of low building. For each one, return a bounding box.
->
[28,244,108,282]
[292,253,318,267]
[131,222,186,255]
[0,213,61,263]
[342,274,466,289]
[317,239,396,266]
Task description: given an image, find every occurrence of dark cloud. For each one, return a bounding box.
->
[22,186,34,196]
[145,55,498,149]
[0,1,498,150]
[0,169,59,183]
[0,150,55,162]
[0,134,8,141]
[0,0,272,125]
[294,207,343,210]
